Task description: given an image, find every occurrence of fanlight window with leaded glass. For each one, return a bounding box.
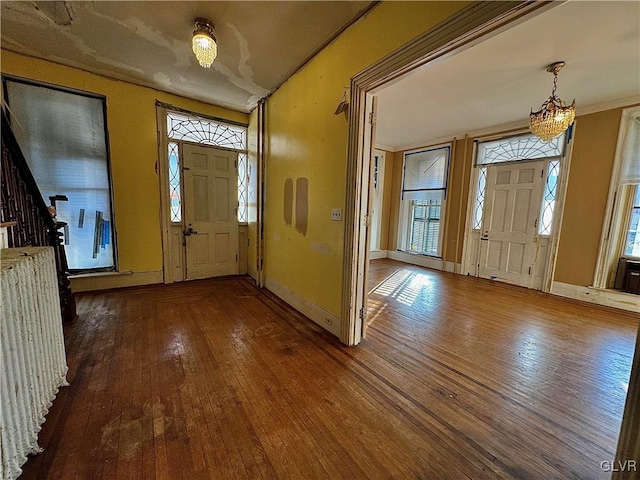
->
[473,132,565,237]
[476,132,565,166]
[166,112,248,223]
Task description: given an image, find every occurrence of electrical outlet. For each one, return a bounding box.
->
[331,208,342,221]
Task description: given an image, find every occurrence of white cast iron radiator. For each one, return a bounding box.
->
[0,247,69,480]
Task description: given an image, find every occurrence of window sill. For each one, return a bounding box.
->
[69,270,132,279]
[402,250,442,259]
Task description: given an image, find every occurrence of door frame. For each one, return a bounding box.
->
[156,103,249,284]
[460,129,574,293]
[341,1,560,346]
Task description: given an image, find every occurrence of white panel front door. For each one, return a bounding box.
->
[183,144,238,280]
[478,161,544,287]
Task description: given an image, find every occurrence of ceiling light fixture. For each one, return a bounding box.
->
[529,62,576,142]
[192,18,217,68]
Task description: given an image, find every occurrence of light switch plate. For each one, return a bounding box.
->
[331,208,342,221]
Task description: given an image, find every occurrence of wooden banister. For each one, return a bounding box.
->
[1,108,77,323]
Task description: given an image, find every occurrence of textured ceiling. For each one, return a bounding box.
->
[1,1,374,113]
[375,1,640,150]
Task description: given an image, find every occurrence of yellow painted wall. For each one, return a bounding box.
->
[2,50,248,285]
[554,107,629,286]
[264,1,469,316]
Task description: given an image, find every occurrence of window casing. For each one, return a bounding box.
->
[619,117,640,259]
[593,107,639,289]
[3,77,115,272]
[398,145,450,257]
[625,185,640,257]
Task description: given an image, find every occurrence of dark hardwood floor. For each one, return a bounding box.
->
[21,259,638,479]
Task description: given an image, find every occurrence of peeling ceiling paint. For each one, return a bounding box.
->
[1,1,374,113]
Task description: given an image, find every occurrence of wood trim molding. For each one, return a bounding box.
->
[342,0,562,345]
[70,270,163,292]
[265,275,341,337]
[613,322,640,479]
[593,105,640,289]
[379,99,640,154]
[550,281,640,313]
[369,250,388,260]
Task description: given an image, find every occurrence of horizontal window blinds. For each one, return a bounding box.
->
[6,80,114,271]
[402,147,449,193]
[620,116,640,185]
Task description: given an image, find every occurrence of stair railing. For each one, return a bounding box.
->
[1,108,77,323]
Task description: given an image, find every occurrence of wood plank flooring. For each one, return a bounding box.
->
[20,259,638,479]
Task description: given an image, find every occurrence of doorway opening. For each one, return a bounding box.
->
[461,130,572,291]
[341,2,558,345]
[157,105,249,283]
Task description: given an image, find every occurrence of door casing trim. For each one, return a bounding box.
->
[341,1,561,345]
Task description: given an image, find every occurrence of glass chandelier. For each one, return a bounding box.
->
[529,62,576,142]
[192,18,217,68]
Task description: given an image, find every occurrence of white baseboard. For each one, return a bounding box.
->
[387,250,444,271]
[370,250,462,273]
[70,270,163,292]
[264,276,341,337]
[551,281,640,313]
[443,261,462,274]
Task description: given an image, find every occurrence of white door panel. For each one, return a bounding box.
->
[183,144,238,280]
[479,163,543,287]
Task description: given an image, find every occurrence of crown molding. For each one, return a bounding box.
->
[576,95,640,117]
[374,144,396,152]
[391,96,640,153]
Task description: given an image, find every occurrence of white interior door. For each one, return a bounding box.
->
[478,161,544,287]
[359,95,377,340]
[183,144,238,280]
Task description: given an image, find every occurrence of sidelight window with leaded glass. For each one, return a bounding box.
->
[473,132,565,236]
[166,111,248,223]
[168,142,181,223]
[539,160,560,236]
[472,167,487,230]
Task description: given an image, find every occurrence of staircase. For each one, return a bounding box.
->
[0,108,77,323]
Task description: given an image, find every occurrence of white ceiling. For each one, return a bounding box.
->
[375,1,640,151]
[1,1,374,113]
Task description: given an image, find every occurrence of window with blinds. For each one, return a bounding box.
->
[623,117,640,258]
[401,146,450,257]
[4,78,115,272]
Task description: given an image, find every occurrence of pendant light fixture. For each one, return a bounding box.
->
[192,18,217,68]
[529,62,576,142]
